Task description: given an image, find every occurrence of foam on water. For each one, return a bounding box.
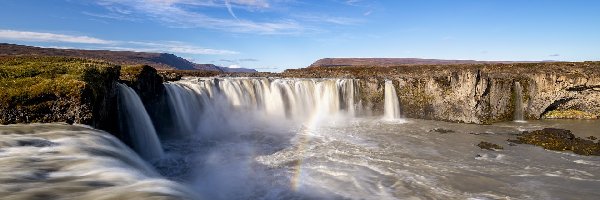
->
[0,124,193,199]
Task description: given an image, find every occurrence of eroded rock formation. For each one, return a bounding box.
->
[283,62,600,123]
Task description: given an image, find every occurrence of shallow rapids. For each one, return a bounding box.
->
[155,118,600,199]
[153,77,600,200]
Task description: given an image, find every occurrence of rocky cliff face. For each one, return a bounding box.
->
[2,56,598,130]
[284,62,600,124]
[119,65,170,134]
[0,57,121,135]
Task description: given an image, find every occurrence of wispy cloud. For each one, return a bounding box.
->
[219,58,258,63]
[294,14,363,25]
[0,29,112,44]
[94,0,303,34]
[549,54,560,57]
[0,29,237,55]
[115,41,239,55]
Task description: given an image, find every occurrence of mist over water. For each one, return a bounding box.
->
[2,78,598,199]
[159,77,361,199]
[156,77,600,199]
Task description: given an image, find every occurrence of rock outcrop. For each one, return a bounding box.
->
[0,56,121,136]
[510,128,600,156]
[120,65,165,105]
[0,57,172,140]
[284,62,600,123]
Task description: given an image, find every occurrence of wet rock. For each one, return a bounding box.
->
[470,132,494,135]
[430,128,455,134]
[513,128,600,156]
[543,109,598,120]
[477,141,504,151]
[283,62,600,124]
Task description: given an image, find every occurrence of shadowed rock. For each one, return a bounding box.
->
[477,141,504,151]
[511,128,600,156]
[430,128,455,134]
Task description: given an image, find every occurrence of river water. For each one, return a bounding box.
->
[155,117,600,200]
[1,77,599,199]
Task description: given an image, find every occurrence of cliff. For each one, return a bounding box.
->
[0,56,121,135]
[2,55,598,130]
[284,62,600,124]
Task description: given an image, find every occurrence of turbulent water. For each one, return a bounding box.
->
[0,124,193,199]
[117,83,164,160]
[155,77,600,199]
[2,77,600,200]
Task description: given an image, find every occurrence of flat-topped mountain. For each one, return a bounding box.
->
[309,58,549,67]
[0,43,256,72]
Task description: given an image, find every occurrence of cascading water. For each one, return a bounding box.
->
[513,81,525,122]
[163,78,359,135]
[384,80,402,120]
[117,83,164,160]
[155,78,600,199]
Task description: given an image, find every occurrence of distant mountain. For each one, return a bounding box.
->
[309,58,547,67]
[0,43,257,72]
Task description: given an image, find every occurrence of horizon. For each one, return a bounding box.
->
[1,0,599,72]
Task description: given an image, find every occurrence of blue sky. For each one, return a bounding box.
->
[1,0,599,71]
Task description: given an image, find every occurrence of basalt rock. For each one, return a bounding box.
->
[430,128,455,134]
[283,62,600,123]
[513,128,600,156]
[477,141,504,151]
[120,65,164,105]
[0,56,121,137]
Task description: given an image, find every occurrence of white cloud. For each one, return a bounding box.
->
[228,64,241,68]
[0,29,238,55]
[95,0,302,34]
[0,30,113,44]
[294,14,363,25]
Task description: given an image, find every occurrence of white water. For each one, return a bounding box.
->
[384,80,401,120]
[0,124,193,199]
[3,77,599,199]
[163,78,359,136]
[117,83,163,160]
[514,81,525,122]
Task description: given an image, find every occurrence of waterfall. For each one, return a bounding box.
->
[163,78,359,135]
[513,81,525,122]
[384,80,401,120]
[117,83,164,160]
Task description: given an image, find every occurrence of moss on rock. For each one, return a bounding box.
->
[477,141,504,151]
[0,56,120,134]
[511,128,600,156]
[543,109,598,120]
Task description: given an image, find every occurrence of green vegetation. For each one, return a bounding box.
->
[511,128,600,156]
[543,109,598,120]
[120,65,147,83]
[0,56,119,124]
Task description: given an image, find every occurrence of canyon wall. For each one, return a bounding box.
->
[2,57,599,132]
[284,62,600,124]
